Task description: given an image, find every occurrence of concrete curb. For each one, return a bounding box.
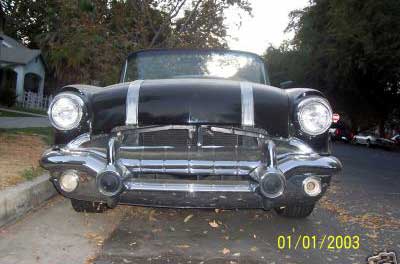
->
[0,174,57,228]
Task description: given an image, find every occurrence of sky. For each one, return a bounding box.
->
[226,0,310,55]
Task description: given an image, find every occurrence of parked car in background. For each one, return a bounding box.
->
[353,131,395,149]
[329,122,353,143]
[391,134,400,146]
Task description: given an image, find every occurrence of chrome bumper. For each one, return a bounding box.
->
[40,126,342,208]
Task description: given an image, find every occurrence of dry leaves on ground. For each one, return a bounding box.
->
[176,244,191,249]
[320,198,400,231]
[221,248,230,255]
[184,214,193,223]
[209,220,219,228]
[84,232,105,246]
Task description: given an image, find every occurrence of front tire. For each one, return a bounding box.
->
[70,199,108,213]
[275,203,315,218]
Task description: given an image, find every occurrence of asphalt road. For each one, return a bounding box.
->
[1,143,399,264]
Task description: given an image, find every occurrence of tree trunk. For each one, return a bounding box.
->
[378,118,385,138]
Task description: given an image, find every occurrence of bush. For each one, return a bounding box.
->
[0,89,17,107]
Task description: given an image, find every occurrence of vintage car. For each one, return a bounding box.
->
[40,49,342,218]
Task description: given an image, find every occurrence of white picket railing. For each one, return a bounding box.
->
[17,91,53,111]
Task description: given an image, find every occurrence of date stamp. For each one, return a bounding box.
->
[277,235,360,250]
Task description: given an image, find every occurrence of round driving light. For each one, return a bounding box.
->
[60,170,79,193]
[260,171,285,198]
[303,177,322,197]
[97,171,122,196]
[297,97,332,136]
[48,93,84,130]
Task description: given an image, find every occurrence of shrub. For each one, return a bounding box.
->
[0,89,17,107]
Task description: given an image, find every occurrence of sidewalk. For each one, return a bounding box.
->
[0,117,50,128]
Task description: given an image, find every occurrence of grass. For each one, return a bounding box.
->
[7,105,47,116]
[0,127,54,145]
[0,110,33,117]
[21,167,44,181]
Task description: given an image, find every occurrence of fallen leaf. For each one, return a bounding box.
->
[209,220,219,228]
[222,248,231,255]
[184,214,194,223]
[250,246,258,252]
[176,244,191,249]
[148,210,157,221]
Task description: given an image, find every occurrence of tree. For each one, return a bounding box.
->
[263,42,310,88]
[2,0,251,88]
[267,0,400,134]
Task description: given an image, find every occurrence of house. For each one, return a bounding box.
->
[0,33,46,102]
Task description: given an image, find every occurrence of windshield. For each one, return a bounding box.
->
[121,49,269,84]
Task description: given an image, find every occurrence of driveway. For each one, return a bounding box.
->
[1,143,399,264]
[0,117,50,128]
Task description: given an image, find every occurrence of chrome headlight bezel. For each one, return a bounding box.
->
[48,92,85,131]
[297,97,333,136]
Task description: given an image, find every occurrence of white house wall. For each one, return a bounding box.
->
[12,58,45,101]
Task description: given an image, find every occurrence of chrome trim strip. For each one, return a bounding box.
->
[66,133,91,149]
[240,82,255,127]
[124,180,253,192]
[125,80,143,125]
[267,141,277,168]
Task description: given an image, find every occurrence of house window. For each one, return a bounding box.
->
[24,73,41,93]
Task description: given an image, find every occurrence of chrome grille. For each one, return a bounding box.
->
[202,129,239,146]
[134,126,258,147]
[139,129,194,146]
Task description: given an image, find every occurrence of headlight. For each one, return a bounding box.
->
[48,93,84,130]
[297,97,332,136]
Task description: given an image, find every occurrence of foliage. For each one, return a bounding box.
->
[21,167,44,181]
[263,42,309,88]
[1,0,251,88]
[265,0,400,133]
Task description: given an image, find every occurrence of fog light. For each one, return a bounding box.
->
[303,177,322,196]
[97,171,122,196]
[260,170,285,198]
[60,170,79,193]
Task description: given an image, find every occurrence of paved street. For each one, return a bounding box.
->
[0,117,50,128]
[1,143,399,264]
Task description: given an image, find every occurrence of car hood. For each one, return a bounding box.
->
[63,79,290,137]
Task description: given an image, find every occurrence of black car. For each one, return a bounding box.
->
[40,49,342,218]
